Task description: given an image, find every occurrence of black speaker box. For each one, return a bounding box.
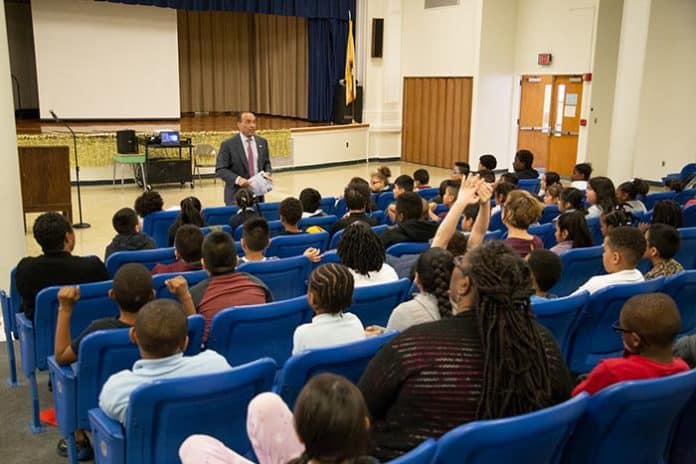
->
[334,84,363,125]
[116,130,138,154]
[371,18,384,58]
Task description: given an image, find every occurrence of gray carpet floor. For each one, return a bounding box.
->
[0,340,80,464]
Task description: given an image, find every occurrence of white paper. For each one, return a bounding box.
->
[564,105,577,118]
[248,171,273,196]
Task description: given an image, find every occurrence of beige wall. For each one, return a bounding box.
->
[32,0,180,119]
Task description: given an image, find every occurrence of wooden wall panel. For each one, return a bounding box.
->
[402,77,473,169]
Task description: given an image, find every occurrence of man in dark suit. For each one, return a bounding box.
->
[216,112,272,205]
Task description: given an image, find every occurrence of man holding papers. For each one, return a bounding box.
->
[216,111,273,205]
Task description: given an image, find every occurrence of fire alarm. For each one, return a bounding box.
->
[538,53,552,66]
[583,73,592,82]
[580,119,587,127]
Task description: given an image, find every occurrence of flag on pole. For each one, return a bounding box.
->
[345,11,356,107]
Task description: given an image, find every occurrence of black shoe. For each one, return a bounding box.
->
[57,437,94,461]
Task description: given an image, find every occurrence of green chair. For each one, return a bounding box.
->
[112,154,147,191]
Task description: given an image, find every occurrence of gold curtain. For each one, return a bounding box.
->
[178,11,308,119]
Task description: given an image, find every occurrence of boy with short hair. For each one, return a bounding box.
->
[99,299,232,424]
[572,226,646,296]
[478,154,497,172]
[460,203,480,232]
[571,163,593,190]
[526,250,562,302]
[240,217,321,264]
[428,181,460,221]
[382,192,439,249]
[513,149,539,179]
[330,187,378,234]
[413,169,430,190]
[300,188,325,218]
[573,293,688,396]
[151,225,204,275]
[105,208,156,259]
[279,197,305,235]
[644,224,684,279]
[388,175,416,222]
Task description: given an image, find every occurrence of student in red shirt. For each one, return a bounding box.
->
[572,293,689,396]
[151,225,204,275]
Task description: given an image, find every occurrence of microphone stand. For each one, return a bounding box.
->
[50,110,90,229]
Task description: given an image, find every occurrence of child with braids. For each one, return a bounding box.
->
[337,222,398,286]
[168,196,207,247]
[386,248,454,331]
[358,240,572,460]
[228,188,260,230]
[292,263,365,355]
[558,187,586,214]
[616,179,649,212]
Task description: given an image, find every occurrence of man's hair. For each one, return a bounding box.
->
[544,172,561,187]
[479,154,497,171]
[174,225,204,263]
[621,293,681,347]
[236,111,254,122]
[134,191,164,218]
[573,163,593,180]
[299,188,322,213]
[500,172,519,186]
[606,226,647,267]
[527,249,562,292]
[134,299,188,358]
[454,161,470,175]
[33,212,72,253]
[344,187,368,211]
[395,192,423,222]
[515,149,534,169]
[242,217,270,252]
[413,169,430,185]
[112,208,138,235]
[337,222,385,275]
[202,231,238,275]
[463,203,480,221]
[504,190,544,229]
[112,263,153,313]
[393,175,415,192]
[652,200,683,228]
[308,264,354,314]
[279,197,303,226]
[444,181,460,198]
[664,178,684,192]
[647,224,681,260]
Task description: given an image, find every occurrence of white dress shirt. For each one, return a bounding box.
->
[571,269,645,296]
[292,312,365,355]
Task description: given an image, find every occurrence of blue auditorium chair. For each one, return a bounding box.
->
[585,216,604,248]
[377,191,395,211]
[484,230,504,241]
[539,204,561,224]
[563,369,696,464]
[675,188,696,206]
[1,289,17,386]
[105,248,176,278]
[432,393,589,464]
[237,255,313,300]
[669,390,696,464]
[335,197,347,218]
[518,178,541,195]
[142,210,179,248]
[207,296,313,368]
[642,191,677,210]
[565,278,665,374]
[258,201,281,221]
[387,439,437,464]
[88,358,277,464]
[417,187,440,201]
[201,206,239,226]
[200,224,233,236]
[663,163,696,186]
[531,291,589,357]
[152,270,208,299]
[675,227,696,269]
[386,242,430,258]
[683,205,696,228]
[319,196,336,215]
[298,215,338,231]
[319,250,342,264]
[265,231,330,259]
[663,270,696,336]
[529,222,557,249]
[275,331,398,408]
[347,278,411,327]
[371,210,387,224]
[549,246,605,297]
[16,280,117,432]
[488,210,506,232]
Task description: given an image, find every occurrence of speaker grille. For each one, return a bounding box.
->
[425,0,459,8]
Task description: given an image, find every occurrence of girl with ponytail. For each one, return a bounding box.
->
[168,196,207,246]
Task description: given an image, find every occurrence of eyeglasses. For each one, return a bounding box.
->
[611,322,634,334]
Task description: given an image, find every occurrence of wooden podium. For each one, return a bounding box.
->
[19,146,72,227]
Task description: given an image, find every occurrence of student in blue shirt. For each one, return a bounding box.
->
[526,249,562,302]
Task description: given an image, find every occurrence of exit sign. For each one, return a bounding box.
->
[538,53,552,66]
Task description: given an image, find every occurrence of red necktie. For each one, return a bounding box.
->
[246,138,255,177]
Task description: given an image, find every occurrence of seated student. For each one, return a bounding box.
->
[460,203,480,233]
[491,181,516,216]
[430,179,451,204]
[134,190,164,223]
[151,225,204,275]
[540,171,561,198]
[228,188,260,231]
[573,293,688,396]
[387,175,415,223]
[570,162,593,190]
[53,263,154,460]
[451,161,470,180]
[292,264,364,355]
[278,197,305,235]
[526,249,562,302]
[179,374,373,464]
[600,206,635,237]
[571,226,646,295]
[413,168,431,190]
[172,231,272,340]
[299,187,325,219]
[431,180,459,220]
[168,196,207,247]
[370,166,392,193]
[664,178,684,193]
[477,169,497,184]
[104,208,156,259]
[558,187,586,214]
[98,299,232,424]
[650,200,683,229]
[359,240,572,460]
[616,179,649,213]
[543,183,563,206]
[330,187,378,234]
[381,192,439,249]
[239,217,320,264]
[500,172,519,186]
[16,212,109,321]
[386,248,454,331]
[478,153,497,172]
[586,176,617,218]
[644,224,684,279]
[347,176,378,212]
[513,149,539,179]
[502,190,544,258]
[551,211,593,254]
[337,222,398,287]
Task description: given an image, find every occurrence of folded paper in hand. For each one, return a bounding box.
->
[249,171,273,196]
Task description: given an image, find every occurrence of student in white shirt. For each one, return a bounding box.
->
[238,217,321,264]
[292,263,365,355]
[570,163,592,191]
[571,226,647,296]
[337,221,398,287]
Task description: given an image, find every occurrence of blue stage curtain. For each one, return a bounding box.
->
[307,19,347,122]
[95,0,354,20]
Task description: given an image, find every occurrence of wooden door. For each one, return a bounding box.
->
[517,75,554,168]
[402,77,473,169]
[548,75,584,176]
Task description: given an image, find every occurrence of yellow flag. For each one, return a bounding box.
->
[345,13,356,107]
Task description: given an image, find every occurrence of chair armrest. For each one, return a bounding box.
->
[48,356,77,436]
[15,313,35,376]
[88,408,125,464]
